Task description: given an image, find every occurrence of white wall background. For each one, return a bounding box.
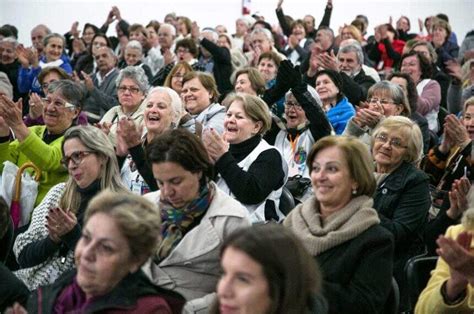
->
[1,0,473,46]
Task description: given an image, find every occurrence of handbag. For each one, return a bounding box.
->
[0,161,41,229]
[285,175,311,199]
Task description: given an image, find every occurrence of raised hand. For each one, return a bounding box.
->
[202,128,229,164]
[28,92,45,120]
[81,71,94,91]
[446,178,471,219]
[319,50,338,71]
[277,0,283,10]
[116,117,142,148]
[15,44,31,68]
[445,59,462,82]
[444,114,470,148]
[95,121,112,135]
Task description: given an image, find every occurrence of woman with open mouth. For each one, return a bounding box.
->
[203,93,287,223]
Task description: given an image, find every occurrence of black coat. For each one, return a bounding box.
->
[373,161,431,310]
[317,225,394,314]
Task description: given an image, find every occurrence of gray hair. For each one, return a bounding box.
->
[411,41,438,63]
[0,36,18,48]
[47,80,84,109]
[60,125,127,213]
[31,24,51,36]
[285,85,322,107]
[201,28,219,42]
[338,42,364,65]
[250,28,274,43]
[159,23,176,37]
[372,115,423,163]
[125,40,143,53]
[144,86,184,126]
[116,66,149,94]
[43,33,65,49]
[367,81,411,116]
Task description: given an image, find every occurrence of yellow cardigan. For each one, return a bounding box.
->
[415,224,474,313]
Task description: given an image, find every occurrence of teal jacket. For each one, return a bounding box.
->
[0,126,68,206]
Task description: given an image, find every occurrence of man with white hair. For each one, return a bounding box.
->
[154,23,176,73]
[232,15,255,50]
[30,24,51,56]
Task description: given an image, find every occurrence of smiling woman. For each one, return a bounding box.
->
[0,80,82,207]
[12,125,128,291]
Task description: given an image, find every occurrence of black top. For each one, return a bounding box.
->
[17,180,101,268]
[215,135,285,205]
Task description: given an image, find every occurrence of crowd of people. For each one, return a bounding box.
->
[0,1,474,313]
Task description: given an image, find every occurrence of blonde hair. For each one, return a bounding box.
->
[60,126,127,212]
[84,190,161,263]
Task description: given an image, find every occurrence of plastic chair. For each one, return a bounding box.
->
[405,255,438,313]
[279,187,296,216]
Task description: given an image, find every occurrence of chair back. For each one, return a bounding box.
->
[279,186,296,216]
[405,255,438,312]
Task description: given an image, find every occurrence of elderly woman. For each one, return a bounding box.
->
[99,66,149,145]
[388,72,431,153]
[371,116,431,310]
[284,135,394,313]
[283,19,314,66]
[121,40,153,82]
[13,126,128,291]
[0,37,22,101]
[17,33,72,95]
[116,86,198,194]
[233,67,266,96]
[19,191,185,313]
[401,51,442,132]
[0,80,82,206]
[314,69,355,134]
[181,71,225,133]
[257,51,285,117]
[203,93,287,222]
[343,80,411,146]
[164,61,194,95]
[430,18,459,73]
[265,82,332,200]
[415,207,474,313]
[210,223,326,313]
[142,129,250,310]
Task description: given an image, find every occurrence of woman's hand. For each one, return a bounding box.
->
[116,117,142,151]
[444,114,470,148]
[202,128,229,164]
[28,93,45,120]
[15,44,31,68]
[95,121,112,135]
[276,0,283,10]
[446,178,471,219]
[81,71,94,92]
[46,207,78,243]
[437,231,474,299]
[354,107,383,128]
[0,95,29,140]
[319,50,338,71]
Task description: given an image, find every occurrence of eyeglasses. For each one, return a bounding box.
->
[61,151,94,168]
[117,86,141,94]
[368,98,396,106]
[176,48,190,54]
[42,97,76,110]
[41,80,58,91]
[285,101,303,110]
[374,133,408,149]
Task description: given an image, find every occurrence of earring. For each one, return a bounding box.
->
[352,189,357,195]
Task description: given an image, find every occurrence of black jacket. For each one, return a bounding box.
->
[27,269,185,313]
[317,225,394,314]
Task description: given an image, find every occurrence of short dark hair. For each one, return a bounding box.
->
[175,38,198,57]
[314,69,344,102]
[214,223,322,313]
[182,71,220,103]
[401,51,433,80]
[147,129,213,185]
[387,72,419,113]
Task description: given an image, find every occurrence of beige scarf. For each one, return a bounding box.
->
[283,195,380,256]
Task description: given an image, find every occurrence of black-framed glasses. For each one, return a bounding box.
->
[285,101,303,110]
[374,133,408,149]
[61,151,94,168]
[117,86,141,94]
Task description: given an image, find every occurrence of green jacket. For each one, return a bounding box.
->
[0,126,68,206]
